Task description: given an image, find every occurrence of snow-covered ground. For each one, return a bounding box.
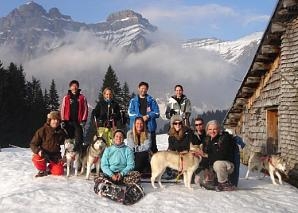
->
[1,134,297,213]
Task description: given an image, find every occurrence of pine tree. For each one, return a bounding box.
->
[119,81,131,111]
[99,65,121,102]
[0,63,27,147]
[49,79,60,111]
[44,89,50,112]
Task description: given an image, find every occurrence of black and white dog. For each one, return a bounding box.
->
[80,135,106,179]
[64,138,80,177]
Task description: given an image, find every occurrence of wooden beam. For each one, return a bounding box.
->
[255,54,274,62]
[261,45,280,54]
[252,62,270,71]
[271,22,286,33]
[246,76,261,84]
[283,0,298,8]
[235,98,247,106]
[241,86,254,94]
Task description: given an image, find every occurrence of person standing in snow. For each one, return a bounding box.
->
[204,120,235,191]
[165,85,191,127]
[126,117,151,176]
[128,82,160,153]
[92,87,122,146]
[30,111,66,177]
[60,80,88,152]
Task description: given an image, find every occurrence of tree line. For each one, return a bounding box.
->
[0,61,60,148]
[0,62,132,148]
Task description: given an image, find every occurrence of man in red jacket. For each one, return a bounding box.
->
[61,80,88,151]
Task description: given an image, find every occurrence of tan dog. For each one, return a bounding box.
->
[80,135,106,179]
[150,150,202,189]
[245,152,287,185]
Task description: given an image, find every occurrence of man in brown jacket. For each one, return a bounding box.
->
[30,111,66,177]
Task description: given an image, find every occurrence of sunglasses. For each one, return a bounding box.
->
[173,122,182,126]
[195,123,203,126]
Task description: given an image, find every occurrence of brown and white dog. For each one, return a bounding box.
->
[64,138,80,177]
[150,149,202,189]
[80,135,106,179]
[245,152,287,185]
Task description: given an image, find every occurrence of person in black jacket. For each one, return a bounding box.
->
[204,120,235,191]
[168,115,199,152]
[92,87,121,128]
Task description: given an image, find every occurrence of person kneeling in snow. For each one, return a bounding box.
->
[30,111,66,177]
[101,129,141,185]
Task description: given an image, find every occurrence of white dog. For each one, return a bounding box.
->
[245,152,287,185]
[80,135,106,180]
[64,138,80,177]
[150,151,202,189]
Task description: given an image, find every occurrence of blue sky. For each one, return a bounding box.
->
[0,0,277,40]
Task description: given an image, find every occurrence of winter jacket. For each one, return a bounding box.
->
[204,133,234,165]
[165,95,191,119]
[92,99,121,127]
[61,90,88,123]
[126,130,151,152]
[194,130,206,146]
[128,95,160,132]
[168,128,199,152]
[30,123,66,162]
[101,143,135,177]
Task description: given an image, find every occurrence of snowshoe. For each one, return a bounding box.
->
[123,183,145,205]
[94,177,125,203]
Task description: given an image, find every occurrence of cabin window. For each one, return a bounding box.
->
[266,108,278,154]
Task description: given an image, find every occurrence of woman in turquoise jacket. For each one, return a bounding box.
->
[101,129,140,185]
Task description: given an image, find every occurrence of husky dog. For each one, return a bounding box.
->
[80,135,106,180]
[64,138,80,177]
[150,150,202,189]
[245,152,287,185]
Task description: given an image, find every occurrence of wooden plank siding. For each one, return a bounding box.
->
[223,0,298,187]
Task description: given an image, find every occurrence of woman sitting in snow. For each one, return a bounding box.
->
[30,111,66,177]
[126,117,151,175]
[100,129,141,185]
[168,115,199,152]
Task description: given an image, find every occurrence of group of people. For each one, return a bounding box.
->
[30,80,244,191]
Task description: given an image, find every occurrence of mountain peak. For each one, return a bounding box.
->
[106,10,142,22]
[48,8,71,20]
[17,1,47,17]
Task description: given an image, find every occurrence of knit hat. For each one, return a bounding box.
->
[113,129,126,139]
[47,111,61,121]
[170,114,183,127]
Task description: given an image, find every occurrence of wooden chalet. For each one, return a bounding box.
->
[223,0,298,186]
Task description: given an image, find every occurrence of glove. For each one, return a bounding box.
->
[60,121,66,129]
[80,122,86,128]
[170,109,177,117]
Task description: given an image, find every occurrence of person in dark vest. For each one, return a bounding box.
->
[93,87,121,128]
[60,80,88,151]
[128,82,160,153]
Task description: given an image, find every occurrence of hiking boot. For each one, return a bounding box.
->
[35,170,48,177]
[217,181,235,191]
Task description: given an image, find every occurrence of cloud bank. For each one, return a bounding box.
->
[0,31,242,116]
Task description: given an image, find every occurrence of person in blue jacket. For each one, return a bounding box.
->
[101,129,140,185]
[128,82,160,153]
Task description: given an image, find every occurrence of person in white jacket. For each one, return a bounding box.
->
[165,85,191,127]
[126,117,151,175]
